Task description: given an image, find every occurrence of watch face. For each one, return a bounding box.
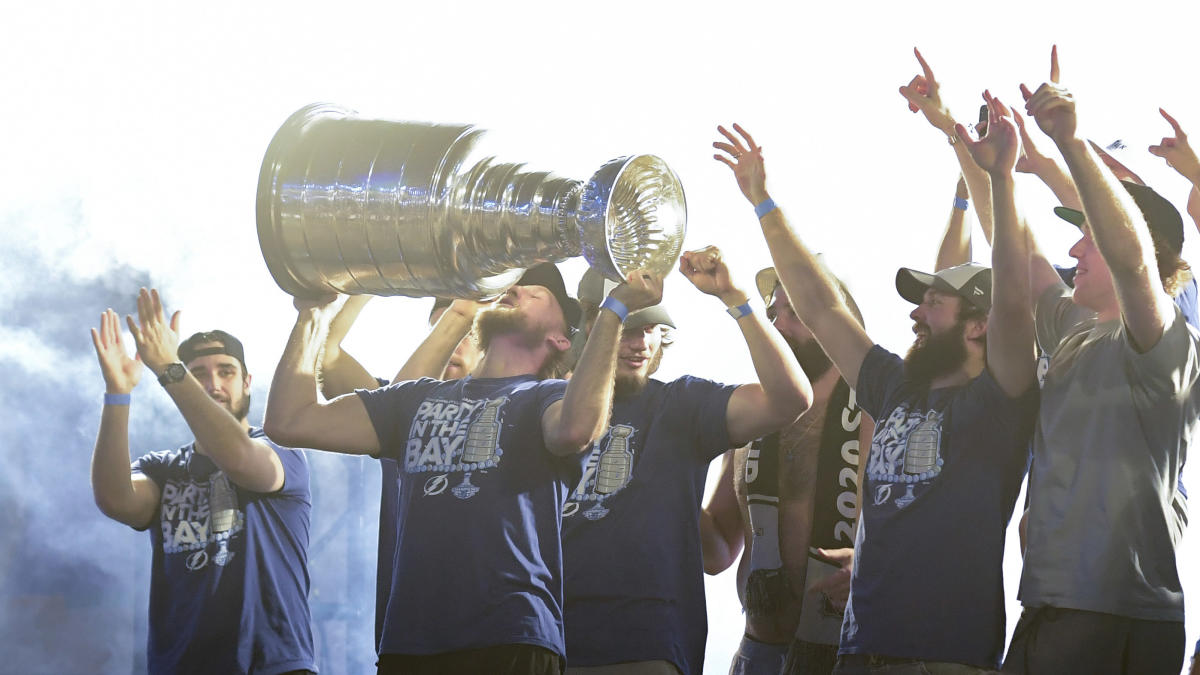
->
[161,362,187,385]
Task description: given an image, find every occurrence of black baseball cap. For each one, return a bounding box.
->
[1053,181,1184,256]
[896,263,992,313]
[178,330,247,373]
[516,263,582,334]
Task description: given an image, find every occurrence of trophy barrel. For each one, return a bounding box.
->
[257,104,686,299]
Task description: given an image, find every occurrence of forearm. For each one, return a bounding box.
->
[988,174,1037,393]
[393,310,474,381]
[953,142,995,244]
[1032,159,1082,210]
[758,208,845,326]
[732,302,812,423]
[546,310,621,454]
[1058,137,1156,272]
[1189,186,1200,235]
[936,197,970,271]
[91,405,140,520]
[163,377,265,481]
[264,310,327,446]
[702,450,745,574]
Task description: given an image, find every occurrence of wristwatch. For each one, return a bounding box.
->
[158,362,187,386]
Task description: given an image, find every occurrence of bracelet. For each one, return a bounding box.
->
[754,198,778,219]
[104,392,131,406]
[726,301,753,320]
[953,196,969,211]
[600,296,629,323]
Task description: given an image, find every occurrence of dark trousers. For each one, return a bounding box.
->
[783,638,838,675]
[1001,606,1185,675]
[378,644,562,675]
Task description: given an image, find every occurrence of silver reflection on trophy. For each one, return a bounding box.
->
[257,104,687,299]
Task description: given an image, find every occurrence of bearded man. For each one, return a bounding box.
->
[702,267,875,675]
[560,250,813,675]
[715,119,1038,673]
[89,288,316,675]
[267,262,661,675]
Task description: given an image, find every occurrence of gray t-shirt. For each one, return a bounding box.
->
[1020,282,1196,621]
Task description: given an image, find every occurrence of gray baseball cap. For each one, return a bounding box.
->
[896,262,992,313]
[577,267,675,329]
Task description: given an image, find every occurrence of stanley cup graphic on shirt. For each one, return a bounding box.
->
[461,398,505,465]
[209,473,238,566]
[595,425,634,494]
[903,411,941,475]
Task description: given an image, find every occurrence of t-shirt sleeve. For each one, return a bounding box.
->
[535,378,569,417]
[130,449,172,487]
[251,429,311,500]
[1123,304,1200,396]
[356,378,436,460]
[855,345,906,421]
[1035,281,1091,354]
[672,376,739,461]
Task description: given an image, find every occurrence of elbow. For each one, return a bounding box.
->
[262,414,300,449]
[769,383,812,429]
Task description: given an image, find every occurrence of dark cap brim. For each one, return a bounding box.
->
[1054,206,1085,227]
[624,305,675,330]
[895,267,938,305]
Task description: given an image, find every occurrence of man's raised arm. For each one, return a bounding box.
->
[90,308,160,528]
[542,271,663,456]
[320,295,378,398]
[899,47,995,245]
[1150,108,1200,234]
[712,124,874,387]
[1022,54,1174,350]
[956,93,1037,397]
[678,244,812,446]
[264,295,381,455]
[126,288,286,493]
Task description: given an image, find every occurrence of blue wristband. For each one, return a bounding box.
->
[601,295,629,323]
[104,392,131,406]
[726,301,753,320]
[754,198,778,219]
[953,196,969,211]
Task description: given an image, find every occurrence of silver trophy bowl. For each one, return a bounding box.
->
[257,104,687,299]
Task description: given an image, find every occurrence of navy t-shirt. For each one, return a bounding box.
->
[131,428,316,675]
[844,347,1037,668]
[561,376,738,675]
[357,375,582,657]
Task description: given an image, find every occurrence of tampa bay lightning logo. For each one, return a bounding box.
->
[423,474,449,497]
[185,550,208,572]
[562,501,580,518]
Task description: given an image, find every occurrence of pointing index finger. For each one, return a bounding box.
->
[1160,108,1185,137]
[914,47,937,88]
[1050,44,1060,84]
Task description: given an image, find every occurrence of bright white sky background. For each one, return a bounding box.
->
[3,1,1199,672]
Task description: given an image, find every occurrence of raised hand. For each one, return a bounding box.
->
[712,124,768,205]
[609,269,664,313]
[91,308,142,394]
[125,288,181,373]
[293,292,340,314]
[1013,111,1054,175]
[1149,108,1200,184]
[809,547,854,611]
[898,48,955,135]
[955,91,1020,177]
[678,245,745,304]
[1020,45,1077,145]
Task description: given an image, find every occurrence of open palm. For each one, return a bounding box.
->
[91,308,142,393]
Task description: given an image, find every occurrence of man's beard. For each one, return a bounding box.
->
[903,321,969,383]
[228,392,250,422]
[784,334,835,381]
[475,306,533,350]
[614,348,663,398]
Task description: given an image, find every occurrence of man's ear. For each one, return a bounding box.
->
[546,332,572,353]
[243,373,253,390]
[965,317,988,341]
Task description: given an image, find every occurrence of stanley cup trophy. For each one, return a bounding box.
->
[256,104,687,300]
